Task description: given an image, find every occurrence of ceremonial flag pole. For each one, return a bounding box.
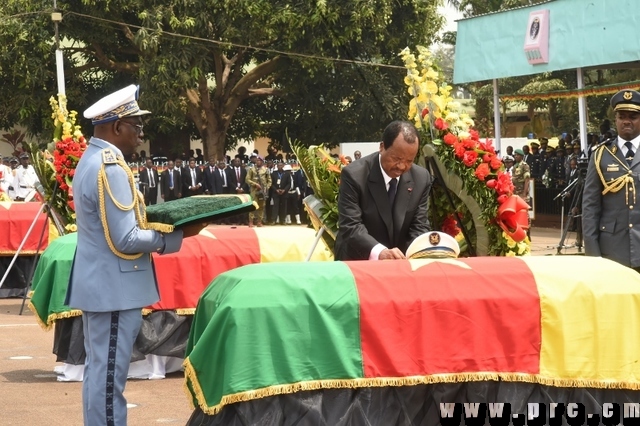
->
[52,2,65,96]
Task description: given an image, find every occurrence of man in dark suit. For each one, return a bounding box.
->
[229,157,249,194]
[139,158,159,205]
[174,158,185,198]
[160,160,181,201]
[213,159,232,194]
[334,121,432,261]
[228,157,249,224]
[203,157,218,194]
[182,157,203,197]
[583,89,640,270]
[270,161,290,224]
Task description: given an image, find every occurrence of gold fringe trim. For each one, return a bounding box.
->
[27,300,82,331]
[145,222,175,233]
[28,305,191,330]
[27,300,51,331]
[142,308,195,316]
[0,250,46,255]
[182,367,640,417]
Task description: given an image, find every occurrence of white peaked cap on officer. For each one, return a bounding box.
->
[283,164,293,171]
[406,231,461,259]
[83,84,151,125]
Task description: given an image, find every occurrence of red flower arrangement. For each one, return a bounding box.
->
[401,45,530,256]
[27,95,86,234]
[53,137,87,193]
[442,214,461,237]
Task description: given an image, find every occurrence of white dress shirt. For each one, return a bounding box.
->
[618,134,640,157]
[369,155,397,260]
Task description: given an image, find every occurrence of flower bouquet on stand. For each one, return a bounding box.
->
[400,46,530,256]
[292,142,348,252]
[27,94,87,235]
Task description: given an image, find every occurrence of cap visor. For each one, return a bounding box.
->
[125,109,152,117]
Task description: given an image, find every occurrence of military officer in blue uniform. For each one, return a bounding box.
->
[65,85,203,425]
[583,89,640,270]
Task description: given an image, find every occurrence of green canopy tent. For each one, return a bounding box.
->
[454,0,640,153]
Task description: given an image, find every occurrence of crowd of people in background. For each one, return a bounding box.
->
[0,120,614,228]
[0,152,39,201]
[500,121,614,191]
[132,146,314,227]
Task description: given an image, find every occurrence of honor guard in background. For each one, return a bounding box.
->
[528,142,542,181]
[583,90,640,270]
[0,154,11,195]
[549,149,566,188]
[6,157,18,199]
[65,85,203,425]
[12,152,39,201]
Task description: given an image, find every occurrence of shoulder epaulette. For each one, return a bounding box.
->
[102,148,117,164]
[591,137,615,152]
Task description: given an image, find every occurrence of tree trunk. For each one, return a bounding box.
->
[201,121,229,162]
[184,54,284,161]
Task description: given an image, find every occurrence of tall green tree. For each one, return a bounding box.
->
[1,0,445,158]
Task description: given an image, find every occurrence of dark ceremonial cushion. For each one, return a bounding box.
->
[146,194,255,228]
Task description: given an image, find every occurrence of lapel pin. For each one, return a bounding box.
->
[407,187,412,193]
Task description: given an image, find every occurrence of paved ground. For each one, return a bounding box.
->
[0,225,584,425]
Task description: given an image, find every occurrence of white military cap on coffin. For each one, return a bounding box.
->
[406,231,461,259]
[83,84,151,125]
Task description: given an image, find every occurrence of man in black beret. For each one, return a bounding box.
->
[583,89,640,270]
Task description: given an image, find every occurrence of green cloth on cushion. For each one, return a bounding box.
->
[29,233,79,329]
[185,261,363,411]
[146,194,255,227]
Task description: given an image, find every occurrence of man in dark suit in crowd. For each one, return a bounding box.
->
[139,158,159,205]
[160,160,181,201]
[228,157,249,224]
[334,120,432,261]
[203,157,218,194]
[270,161,290,224]
[173,158,185,198]
[182,157,203,197]
[213,159,232,194]
[229,157,249,194]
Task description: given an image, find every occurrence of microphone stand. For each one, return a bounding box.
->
[552,174,584,254]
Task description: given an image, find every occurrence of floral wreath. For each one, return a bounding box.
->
[28,94,87,234]
[400,46,530,256]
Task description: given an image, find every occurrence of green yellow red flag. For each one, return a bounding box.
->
[184,256,640,416]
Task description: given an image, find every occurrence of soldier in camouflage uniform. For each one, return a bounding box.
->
[513,149,531,203]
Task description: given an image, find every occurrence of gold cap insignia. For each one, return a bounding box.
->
[429,232,440,246]
[624,92,633,100]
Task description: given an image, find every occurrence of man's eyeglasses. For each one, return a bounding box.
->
[120,121,144,135]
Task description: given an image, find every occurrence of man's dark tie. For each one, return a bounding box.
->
[388,178,397,206]
[625,141,635,165]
